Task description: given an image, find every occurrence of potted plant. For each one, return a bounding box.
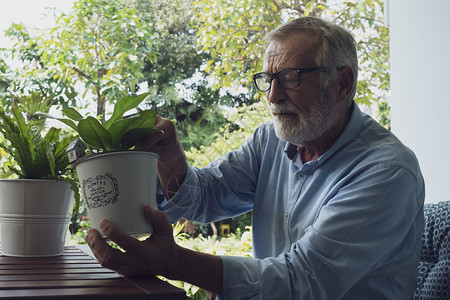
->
[43,93,160,236]
[0,106,80,257]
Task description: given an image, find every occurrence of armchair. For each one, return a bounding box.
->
[414,201,450,299]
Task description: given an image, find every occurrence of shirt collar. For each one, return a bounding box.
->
[284,142,298,160]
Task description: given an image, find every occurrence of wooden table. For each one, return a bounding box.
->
[0,245,188,299]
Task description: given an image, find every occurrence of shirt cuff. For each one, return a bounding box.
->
[220,255,261,300]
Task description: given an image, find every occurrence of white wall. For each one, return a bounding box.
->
[388,0,450,203]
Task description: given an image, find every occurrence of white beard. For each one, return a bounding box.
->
[271,90,338,145]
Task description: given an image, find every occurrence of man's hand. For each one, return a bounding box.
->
[135,116,183,163]
[85,205,224,295]
[84,205,180,277]
[135,116,187,198]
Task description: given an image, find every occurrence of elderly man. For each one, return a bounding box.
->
[85,16,425,299]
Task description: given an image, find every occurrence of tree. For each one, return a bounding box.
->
[0,23,77,117]
[185,100,271,167]
[0,58,10,98]
[193,0,389,106]
[0,0,247,151]
[136,0,207,104]
[42,0,157,122]
[136,0,252,150]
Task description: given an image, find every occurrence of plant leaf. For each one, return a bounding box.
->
[62,107,84,122]
[78,117,112,151]
[12,107,34,157]
[0,107,34,177]
[107,117,137,149]
[108,109,157,149]
[46,142,56,176]
[103,93,150,130]
[43,127,69,177]
[36,111,78,131]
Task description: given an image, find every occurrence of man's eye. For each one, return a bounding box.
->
[282,72,297,83]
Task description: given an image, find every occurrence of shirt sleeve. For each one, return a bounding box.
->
[160,124,271,223]
[220,165,424,299]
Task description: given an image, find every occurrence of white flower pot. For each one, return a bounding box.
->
[0,179,73,257]
[75,151,158,236]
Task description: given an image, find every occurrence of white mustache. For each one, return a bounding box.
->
[270,103,299,115]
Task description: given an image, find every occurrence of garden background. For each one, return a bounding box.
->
[0,0,389,298]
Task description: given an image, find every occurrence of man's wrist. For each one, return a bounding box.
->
[162,243,223,295]
[161,243,184,279]
[158,159,187,199]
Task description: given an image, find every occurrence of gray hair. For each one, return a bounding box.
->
[264,17,358,103]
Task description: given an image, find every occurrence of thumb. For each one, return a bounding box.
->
[144,205,172,234]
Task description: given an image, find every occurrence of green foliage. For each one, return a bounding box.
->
[193,0,389,107]
[377,100,391,130]
[186,100,271,167]
[0,106,80,211]
[0,58,10,97]
[229,211,252,233]
[159,78,252,151]
[0,107,70,178]
[163,223,253,299]
[194,0,280,90]
[71,214,91,244]
[134,0,254,151]
[328,0,390,106]
[1,23,77,110]
[177,228,253,257]
[41,93,159,152]
[13,92,57,123]
[138,0,206,98]
[42,0,158,120]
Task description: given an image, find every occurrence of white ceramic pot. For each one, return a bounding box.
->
[75,151,158,236]
[0,179,73,257]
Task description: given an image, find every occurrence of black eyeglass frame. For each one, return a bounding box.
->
[252,67,327,92]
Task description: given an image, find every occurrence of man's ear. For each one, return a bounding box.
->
[337,66,355,101]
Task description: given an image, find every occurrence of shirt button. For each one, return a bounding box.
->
[285,213,289,218]
[298,173,304,179]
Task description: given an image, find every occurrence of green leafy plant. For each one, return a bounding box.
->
[0,106,81,211]
[41,93,159,152]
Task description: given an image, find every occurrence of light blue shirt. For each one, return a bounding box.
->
[161,103,425,299]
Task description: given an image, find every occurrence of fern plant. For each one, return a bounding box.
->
[0,106,80,211]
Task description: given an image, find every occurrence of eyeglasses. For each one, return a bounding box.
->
[252,67,327,92]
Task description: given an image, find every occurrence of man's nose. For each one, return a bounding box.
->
[267,78,286,104]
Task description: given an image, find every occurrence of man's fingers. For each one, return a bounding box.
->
[98,219,141,252]
[135,116,176,150]
[84,208,176,278]
[85,226,144,277]
[85,228,121,268]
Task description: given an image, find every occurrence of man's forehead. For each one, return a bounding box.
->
[263,36,318,69]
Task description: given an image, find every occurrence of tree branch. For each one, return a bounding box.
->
[71,66,91,80]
